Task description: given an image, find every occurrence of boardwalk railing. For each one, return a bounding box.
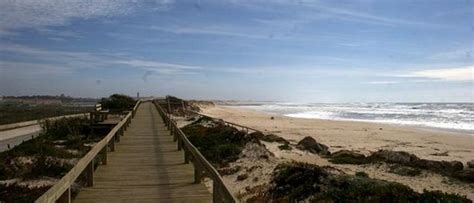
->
[35,100,141,203]
[153,101,237,203]
[190,111,260,135]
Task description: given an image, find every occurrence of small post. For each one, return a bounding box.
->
[184,149,190,164]
[167,96,172,115]
[85,159,94,187]
[109,140,115,152]
[181,100,186,117]
[101,147,107,165]
[57,187,71,203]
[194,165,202,183]
[177,139,182,151]
[7,144,10,149]
[213,181,220,202]
[115,132,120,142]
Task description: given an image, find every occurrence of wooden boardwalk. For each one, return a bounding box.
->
[74,102,212,202]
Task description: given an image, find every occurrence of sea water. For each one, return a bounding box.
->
[224,102,473,134]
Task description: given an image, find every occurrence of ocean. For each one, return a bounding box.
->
[223,102,473,134]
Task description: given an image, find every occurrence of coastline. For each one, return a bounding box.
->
[199,104,474,200]
[201,104,474,163]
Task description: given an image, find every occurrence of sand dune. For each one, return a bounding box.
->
[201,105,474,200]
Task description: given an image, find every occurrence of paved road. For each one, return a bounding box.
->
[0,125,42,152]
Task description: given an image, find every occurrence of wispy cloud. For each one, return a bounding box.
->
[148,25,270,39]
[426,49,473,61]
[0,44,200,75]
[399,66,474,81]
[0,0,173,35]
[229,0,450,28]
[363,81,401,85]
[115,59,202,75]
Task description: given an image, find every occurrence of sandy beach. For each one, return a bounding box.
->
[200,104,474,200]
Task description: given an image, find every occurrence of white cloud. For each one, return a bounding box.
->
[115,60,201,70]
[0,0,173,33]
[364,81,400,84]
[148,25,270,39]
[0,44,200,75]
[404,66,474,81]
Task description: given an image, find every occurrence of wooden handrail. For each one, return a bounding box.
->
[152,101,237,203]
[35,100,142,203]
[187,110,261,135]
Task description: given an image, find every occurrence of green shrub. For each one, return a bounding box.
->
[418,190,471,202]
[99,94,136,111]
[23,156,73,179]
[270,162,329,201]
[278,143,292,150]
[355,171,369,177]
[267,162,471,202]
[0,183,50,202]
[389,165,422,177]
[182,119,250,166]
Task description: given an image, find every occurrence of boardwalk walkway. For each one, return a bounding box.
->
[74,102,212,202]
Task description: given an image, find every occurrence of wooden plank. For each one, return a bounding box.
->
[73,102,212,202]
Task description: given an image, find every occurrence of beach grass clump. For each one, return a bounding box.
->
[269,162,329,201]
[181,117,251,166]
[0,183,50,203]
[388,165,422,176]
[328,150,369,165]
[355,171,369,177]
[278,143,292,150]
[157,96,200,116]
[264,162,471,202]
[0,116,107,201]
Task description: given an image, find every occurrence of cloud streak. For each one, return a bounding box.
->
[406,66,474,81]
[0,0,173,34]
[0,44,200,76]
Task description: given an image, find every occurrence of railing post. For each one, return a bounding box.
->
[85,159,94,187]
[177,139,182,151]
[57,187,71,203]
[170,123,174,136]
[109,139,115,152]
[184,149,190,164]
[213,181,219,203]
[101,147,107,165]
[194,165,202,184]
[115,131,120,142]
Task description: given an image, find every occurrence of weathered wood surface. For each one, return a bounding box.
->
[74,102,212,203]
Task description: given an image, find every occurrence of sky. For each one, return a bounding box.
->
[0,0,473,102]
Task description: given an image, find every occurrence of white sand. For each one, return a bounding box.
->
[201,105,474,200]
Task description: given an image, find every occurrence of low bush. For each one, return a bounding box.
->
[99,94,136,111]
[265,162,471,202]
[181,117,251,166]
[278,143,292,150]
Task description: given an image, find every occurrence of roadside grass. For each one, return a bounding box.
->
[0,103,91,125]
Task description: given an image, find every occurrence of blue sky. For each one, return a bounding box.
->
[0,0,473,102]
